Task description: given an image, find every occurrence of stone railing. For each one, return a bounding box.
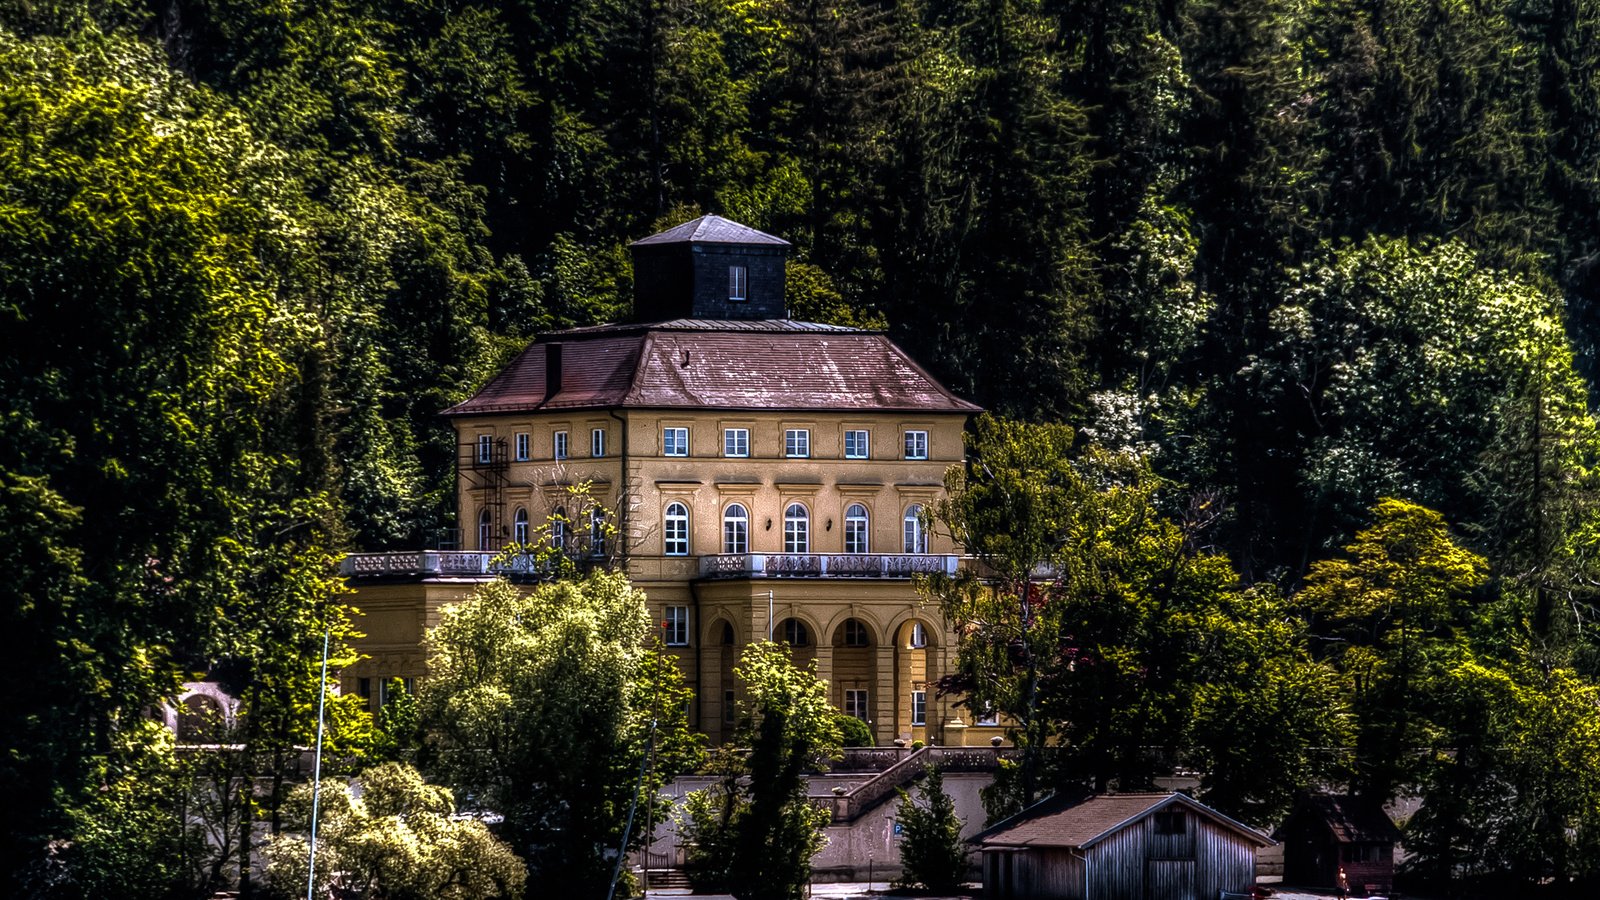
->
[825,746,1005,823]
[340,551,549,579]
[699,553,959,580]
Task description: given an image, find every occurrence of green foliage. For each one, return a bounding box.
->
[419,576,702,895]
[367,678,420,763]
[264,762,526,900]
[894,766,967,892]
[928,416,1349,821]
[1300,499,1489,800]
[835,713,875,748]
[678,752,748,893]
[728,641,842,900]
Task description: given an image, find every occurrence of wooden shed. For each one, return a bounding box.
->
[974,792,1272,900]
[1276,794,1401,895]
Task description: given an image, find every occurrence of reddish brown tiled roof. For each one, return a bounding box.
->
[444,320,980,416]
[975,793,1272,850]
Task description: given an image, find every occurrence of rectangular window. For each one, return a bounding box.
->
[976,702,999,726]
[904,430,928,460]
[845,429,870,459]
[729,265,748,301]
[663,427,689,457]
[1153,810,1187,835]
[911,690,926,726]
[357,677,372,701]
[379,677,409,707]
[845,689,870,721]
[785,428,810,458]
[664,606,689,646]
[591,428,606,458]
[514,432,530,461]
[553,430,568,461]
[476,434,493,464]
[723,427,750,458]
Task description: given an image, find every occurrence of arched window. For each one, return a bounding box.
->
[590,508,607,555]
[478,509,493,550]
[513,508,529,545]
[903,504,928,554]
[909,621,928,648]
[842,618,870,647]
[664,502,689,556]
[782,618,809,647]
[550,506,568,550]
[844,503,869,554]
[723,504,749,554]
[721,621,735,645]
[784,503,809,554]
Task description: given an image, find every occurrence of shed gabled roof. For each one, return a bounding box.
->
[973,792,1273,851]
[630,214,790,247]
[442,320,981,417]
[1289,795,1402,845]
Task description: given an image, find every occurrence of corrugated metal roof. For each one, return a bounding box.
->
[442,322,980,416]
[630,215,791,246]
[975,793,1272,850]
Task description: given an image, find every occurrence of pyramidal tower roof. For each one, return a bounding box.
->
[630,214,791,247]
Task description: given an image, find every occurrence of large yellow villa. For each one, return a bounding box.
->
[339,215,999,748]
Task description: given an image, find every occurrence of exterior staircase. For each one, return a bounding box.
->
[821,746,1005,823]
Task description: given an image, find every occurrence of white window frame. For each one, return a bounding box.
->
[476,434,494,464]
[589,508,606,555]
[553,430,568,461]
[551,507,567,549]
[478,509,493,550]
[664,606,689,646]
[785,428,810,458]
[784,503,809,553]
[723,503,749,554]
[592,428,606,458]
[664,502,689,556]
[514,432,531,461]
[911,690,927,726]
[904,430,928,460]
[723,427,750,458]
[729,264,748,301]
[844,503,870,554]
[903,505,928,554]
[909,622,928,648]
[663,426,689,457]
[845,689,869,721]
[513,508,529,545]
[845,429,869,459]
[976,701,999,726]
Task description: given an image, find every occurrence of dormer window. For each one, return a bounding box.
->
[729,265,748,301]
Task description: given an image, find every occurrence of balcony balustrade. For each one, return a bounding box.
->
[698,552,959,580]
[341,550,960,580]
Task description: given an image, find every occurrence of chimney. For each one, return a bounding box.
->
[545,342,563,402]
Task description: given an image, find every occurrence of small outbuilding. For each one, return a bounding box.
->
[974,791,1273,900]
[1276,794,1401,895]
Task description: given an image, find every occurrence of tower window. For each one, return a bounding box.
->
[729,265,748,301]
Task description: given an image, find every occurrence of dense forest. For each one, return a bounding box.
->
[6,0,1600,896]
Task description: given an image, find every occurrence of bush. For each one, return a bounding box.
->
[837,714,874,747]
[895,766,967,893]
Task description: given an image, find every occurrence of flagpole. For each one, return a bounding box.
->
[306,629,330,900]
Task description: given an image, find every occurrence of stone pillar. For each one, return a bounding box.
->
[874,643,896,745]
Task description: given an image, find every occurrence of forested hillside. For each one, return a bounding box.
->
[6,0,1600,896]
